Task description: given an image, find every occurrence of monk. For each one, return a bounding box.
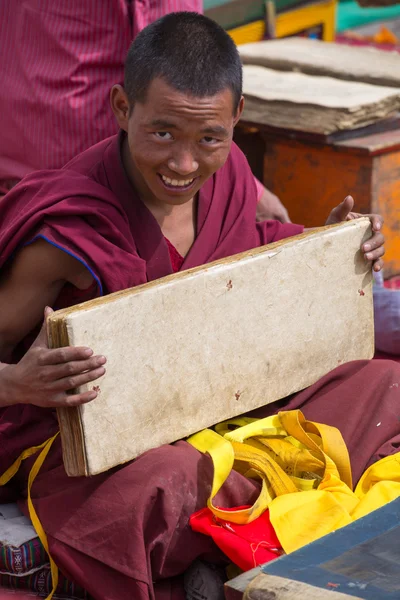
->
[0,0,288,224]
[0,12,396,600]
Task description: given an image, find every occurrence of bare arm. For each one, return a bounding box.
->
[256,187,291,224]
[0,240,106,407]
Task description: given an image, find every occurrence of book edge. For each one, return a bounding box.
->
[48,318,88,476]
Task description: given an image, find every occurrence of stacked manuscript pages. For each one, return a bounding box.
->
[241,65,400,134]
[239,37,400,89]
[49,220,374,477]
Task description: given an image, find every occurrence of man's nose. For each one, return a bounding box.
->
[168,149,199,176]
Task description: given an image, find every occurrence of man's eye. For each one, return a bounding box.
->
[154,132,173,140]
[201,136,218,145]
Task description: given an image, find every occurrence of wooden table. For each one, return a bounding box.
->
[235,119,400,277]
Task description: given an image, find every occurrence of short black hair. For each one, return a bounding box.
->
[124,12,242,112]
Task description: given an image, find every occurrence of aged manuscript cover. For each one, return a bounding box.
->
[48,220,374,477]
[241,65,400,134]
[239,37,400,89]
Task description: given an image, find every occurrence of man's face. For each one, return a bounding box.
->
[115,78,243,206]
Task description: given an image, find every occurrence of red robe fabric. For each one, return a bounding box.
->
[1,133,399,600]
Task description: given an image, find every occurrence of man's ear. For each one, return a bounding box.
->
[233,96,244,127]
[110,85,130,132]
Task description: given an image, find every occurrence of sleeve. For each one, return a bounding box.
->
[256,220,304,245]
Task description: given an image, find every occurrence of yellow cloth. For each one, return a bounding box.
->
[0,433,59,600]
[188,409,400,554]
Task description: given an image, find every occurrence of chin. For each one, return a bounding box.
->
[162,195,193,206]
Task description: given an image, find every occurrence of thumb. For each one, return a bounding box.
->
[326,195,354,225]
[32,306,54,349]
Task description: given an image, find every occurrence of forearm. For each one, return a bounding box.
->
[0,363,17,407]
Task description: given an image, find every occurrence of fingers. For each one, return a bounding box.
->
[365,244,385,263]
[369,214,383,232]
[62,390,99,407]
[40,355,107,381]
[32,312,50,349]
[31,307,55,350]
[37,346,95,366]
[278,209,291,224]
[44,306,54,319]
[325,195,355,225]
[50,365,106,392]
[362,231,384,256]
[52,388,100,408]
[373,258,384,272]
[362,229,385,271]
[343,195,355,213]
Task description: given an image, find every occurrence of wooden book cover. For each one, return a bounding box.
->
[48,220,374,477]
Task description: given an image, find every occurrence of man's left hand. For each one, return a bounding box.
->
[326,195,384,272]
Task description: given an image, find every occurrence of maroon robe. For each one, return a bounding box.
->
[0,133,399,600]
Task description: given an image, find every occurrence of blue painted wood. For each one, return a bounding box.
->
[258,497,400,599]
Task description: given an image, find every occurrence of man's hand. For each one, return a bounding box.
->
[1,307,106,408]
[256,188,291,223]
[325,195,384,272]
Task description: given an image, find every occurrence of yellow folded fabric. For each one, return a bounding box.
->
[188,409,400,554]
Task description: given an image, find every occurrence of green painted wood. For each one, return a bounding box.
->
[204,0,308,30]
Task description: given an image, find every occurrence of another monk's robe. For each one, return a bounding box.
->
[0,132,400,600]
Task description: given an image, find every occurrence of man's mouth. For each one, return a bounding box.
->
[158,174,197,192]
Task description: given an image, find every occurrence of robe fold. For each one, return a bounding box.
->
[0,132,399,600]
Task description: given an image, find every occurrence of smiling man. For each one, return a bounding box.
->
[0,12,395,600]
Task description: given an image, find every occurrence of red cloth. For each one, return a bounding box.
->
[165,238,184,273]
[0,0,202,187]
[384,276,400,290]
[336,34,400,54]
[190,507,282,571]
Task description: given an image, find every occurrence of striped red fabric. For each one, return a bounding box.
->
[0,0,202,184]
[131,0,202,37]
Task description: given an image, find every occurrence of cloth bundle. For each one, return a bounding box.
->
[189,410,400,569]
[374,270,400,356]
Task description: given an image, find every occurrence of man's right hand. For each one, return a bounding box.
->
[1,307,106,408]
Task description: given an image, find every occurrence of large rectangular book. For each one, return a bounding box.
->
[48,220,374,477]
[241,65,400,134]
